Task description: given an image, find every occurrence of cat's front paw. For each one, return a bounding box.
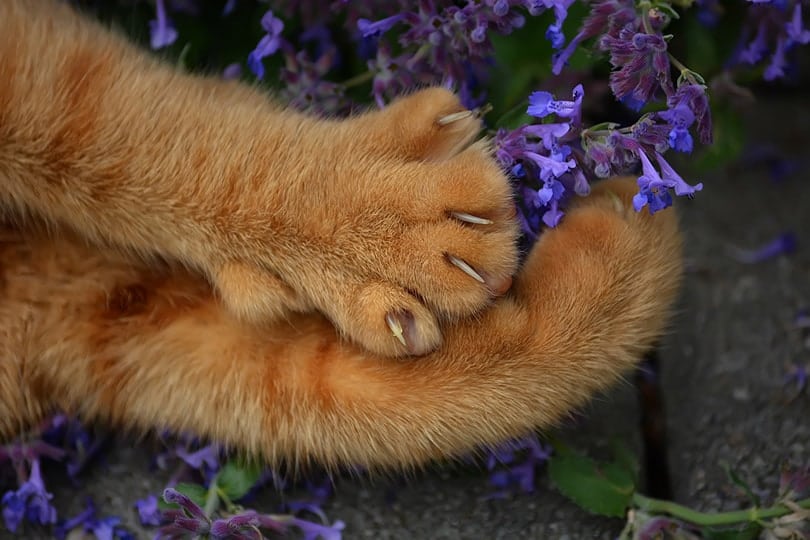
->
[311,89,520,357]
[212,88,520,358]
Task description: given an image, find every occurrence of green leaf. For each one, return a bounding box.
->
[158,482,208,510]
[721,463,761,507]
[701,522,763,540]
[610,438,640,483]
[548,444,636,517]
[215,460,264,502]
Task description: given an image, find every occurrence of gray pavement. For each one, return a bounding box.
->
[3,98,809,539]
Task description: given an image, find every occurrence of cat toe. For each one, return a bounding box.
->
[358,87,483,162]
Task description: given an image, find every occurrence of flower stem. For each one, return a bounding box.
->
[341,70,374,89]
[633,493,810,526]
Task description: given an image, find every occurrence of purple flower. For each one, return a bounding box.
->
[357,14,405,37]
[666,84,713,145]
[632,150,703,213]
[484,435,551,496]
[527,84,584,121]
[600,28,671,109]
[740,22,769,63]
[135,495,161,527]
[289,517,345,540]
[176,444,220,472]
[247,10,285,79]
[659,101,695,152]
[764,36,789,80]
[787,3,810,44]
[148,0,178,50]
[730,232,797,263]
[1,459,57,532]
[56,498,134,540]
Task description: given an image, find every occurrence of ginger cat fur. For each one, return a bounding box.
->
[0,1,683,469]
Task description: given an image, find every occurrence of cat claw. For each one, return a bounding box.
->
[450,211,493,225]
[446,255,485,283]
[436,111,473,126]
[385,312,409,348]
[435,104,493,126]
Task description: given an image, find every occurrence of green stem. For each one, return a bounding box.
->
[341,70,374,89]
[203,484,220,517]
[633,493,810,526]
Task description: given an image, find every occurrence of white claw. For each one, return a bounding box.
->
[447,255,485,283]
[451,211,493,225]
[386,313,408,347]
[437,110,474,126]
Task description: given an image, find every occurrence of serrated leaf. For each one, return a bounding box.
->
[215,460,264,502]
[548,448,636,517]
[701,522,762,540]
[158,482,208,510]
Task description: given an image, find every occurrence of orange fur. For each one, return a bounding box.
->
[0,1,683,470]
[0,1,520,358]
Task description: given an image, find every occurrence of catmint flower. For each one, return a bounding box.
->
[56,498,134,540]
[176,444,220,472]
[136,495,162,527]
[632,150,703,213]
[357,14,405,37]
[764,35,789,80]
[288,516,345,540]
[600,28,672,110]
[485,435,551,496]
[658,101,695,152]
[527,84,584,122]
[1,458,57,532]
[739,22,769,64]
[787,3,810,44]
[552,0,637,75]
[149,0,178,50]
[729,231,797,263]
[667,83,713,145]
[247,10,285,79]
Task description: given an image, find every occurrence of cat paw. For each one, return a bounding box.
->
[310,89,520,357]
[212,88,519,358]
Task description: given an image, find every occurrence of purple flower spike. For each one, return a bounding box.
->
[730,232,797,263]
[148,0,178,50]
[247,10,284,79]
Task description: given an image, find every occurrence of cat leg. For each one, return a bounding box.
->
[0,178,681,470]
[0,1,519,358]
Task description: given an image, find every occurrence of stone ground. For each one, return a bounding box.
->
[3,98,810,539]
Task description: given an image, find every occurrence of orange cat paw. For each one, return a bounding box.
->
[306,91,521,357]
[196,88,519,358]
